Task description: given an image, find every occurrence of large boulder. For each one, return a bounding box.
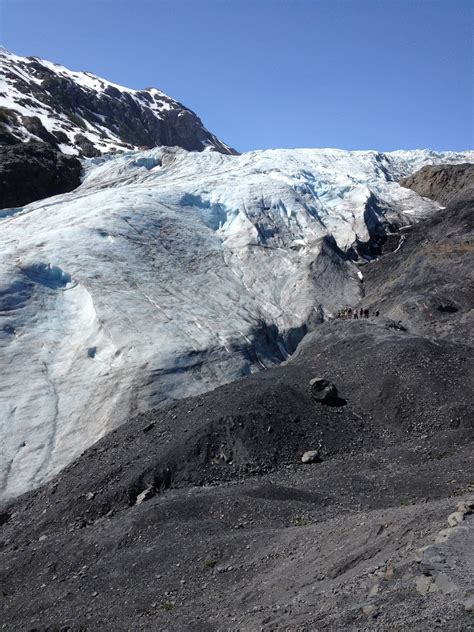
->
[301,450,319,464]
[309,377,340,405]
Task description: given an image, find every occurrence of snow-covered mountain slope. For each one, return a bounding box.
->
[0,47,235,156]
[0,146,473,500]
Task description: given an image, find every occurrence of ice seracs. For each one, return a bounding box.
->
[0,145,473,500]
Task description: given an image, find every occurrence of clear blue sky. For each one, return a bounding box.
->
[1,0,472,152]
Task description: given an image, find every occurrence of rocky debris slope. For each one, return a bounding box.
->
[0,312,472,630]
[414,500,474,611]
[0,47,235,157]
[2,317,471,521]
[400,162,474,206]
[0,141,82,208]
[1,147,472,501]
[361,166,474,344]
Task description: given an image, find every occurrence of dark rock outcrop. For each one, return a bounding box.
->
[400,163,474,207]
[0,106,22,145]
[0,142,82,209]
[363,164,474,344]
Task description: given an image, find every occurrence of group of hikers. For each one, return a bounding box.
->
[337,307,379,320]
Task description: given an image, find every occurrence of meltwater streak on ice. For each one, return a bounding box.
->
[0,146,473,500]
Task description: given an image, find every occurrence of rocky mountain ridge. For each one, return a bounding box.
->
[400,162,474,207]
[0,47,235,157]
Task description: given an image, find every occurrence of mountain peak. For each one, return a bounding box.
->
[0,50,236,157]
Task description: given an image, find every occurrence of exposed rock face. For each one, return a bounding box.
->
[363,165,474,345]
[0,47,236,207]
[0,141,82,208]
[400,163,474,206]
[0,48,236,157]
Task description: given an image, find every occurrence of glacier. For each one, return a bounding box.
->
[0,146,473,500]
